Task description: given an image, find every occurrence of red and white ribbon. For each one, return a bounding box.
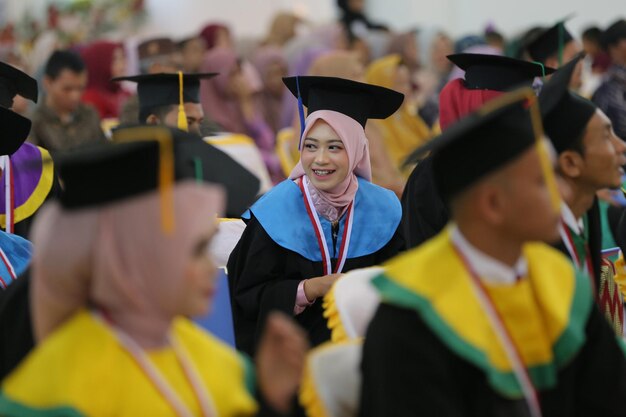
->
[452,244,543,417]
[93,311,216,417]
[300,176,354,275]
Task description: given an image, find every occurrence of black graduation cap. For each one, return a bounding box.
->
[54,126,260,220]
[447,53,556,91]
[405,88,561,208]
[112,72,216,109]
[540,53,596,153]
[282,76,404,128]
[112,72,217,131]
[0,61,38,156]
[526,17,575,64]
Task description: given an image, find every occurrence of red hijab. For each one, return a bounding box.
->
[438,78,502,131]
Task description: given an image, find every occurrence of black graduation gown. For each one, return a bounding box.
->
[227,213,404,356]
[0,270,33,380]
[553,199,602,290]
[358,302,626,417]
[400,155,449,250]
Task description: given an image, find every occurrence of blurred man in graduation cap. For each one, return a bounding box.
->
[118,37,180,126]
[114,72,216,136]
[541,54,626,334]
[525,17,583,88]
[227,76,404,356]
[592,19,626,140]
[401,53,554,248]
[113,72,261,216]
[359,89,626,417]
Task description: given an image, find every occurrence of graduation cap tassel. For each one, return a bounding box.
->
[296,76,306,150]
[193,157,203,184]
[177,71,189,132]
[532,61,546,81]
[114,127,176,234]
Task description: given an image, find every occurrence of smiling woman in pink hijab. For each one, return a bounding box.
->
[0,127,307,417]
[227,76,405,355]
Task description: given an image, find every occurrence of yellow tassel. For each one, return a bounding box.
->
[112,126,175,234]
[177,71,188,132]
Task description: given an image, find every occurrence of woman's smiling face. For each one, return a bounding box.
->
[301,120,350,191]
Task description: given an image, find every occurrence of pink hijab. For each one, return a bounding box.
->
[200,47,247,133]
[289,110,371,211]
[31,182,224,347]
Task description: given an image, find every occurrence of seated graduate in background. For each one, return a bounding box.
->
[540,54,626,333]
[401,54,553,249]
[0,126,308,417]
[227,76,405,355]
[112,72,261,217]
[359,90,626,417]
[0,60,57,239]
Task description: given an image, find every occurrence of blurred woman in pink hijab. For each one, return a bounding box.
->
[201,47,282,181]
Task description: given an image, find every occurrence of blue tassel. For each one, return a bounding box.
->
[296,76,306,150]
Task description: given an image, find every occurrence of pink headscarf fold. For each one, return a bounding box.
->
[31,182,224,347]
[289,110,371,211]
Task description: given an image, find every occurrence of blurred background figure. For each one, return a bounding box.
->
[79,40,129,119]
[29,49,106,151]
[592,19,626,140]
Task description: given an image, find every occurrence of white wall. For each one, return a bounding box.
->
[367,0,624,38]
[2,0,624,40]
[141,0,338,39]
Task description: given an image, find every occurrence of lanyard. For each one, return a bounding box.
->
[451,244,543,417]
[0,245,16,289]
[299,176,354,275]
[93,311,216,417]
[560,219,597,299]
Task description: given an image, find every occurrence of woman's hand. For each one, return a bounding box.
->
[256,312,309,413]
[303,273,342,301]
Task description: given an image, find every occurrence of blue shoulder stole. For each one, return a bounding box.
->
[243,177,401,261]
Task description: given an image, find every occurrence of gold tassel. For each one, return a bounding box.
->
[112,126,175,234]
[177,71,189,132]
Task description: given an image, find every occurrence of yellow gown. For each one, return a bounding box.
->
[0,309,258,416]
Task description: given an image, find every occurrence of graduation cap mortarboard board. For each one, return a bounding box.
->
[112,72,217,132]
[447,53,556,91]
[282,76,404,130]
[526,16,575,65]
[539,53,596,154]
[54,126,260,231]
[405,88,561,211]
[0,61,38,156]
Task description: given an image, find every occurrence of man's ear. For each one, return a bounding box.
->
[558,150,584,179]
